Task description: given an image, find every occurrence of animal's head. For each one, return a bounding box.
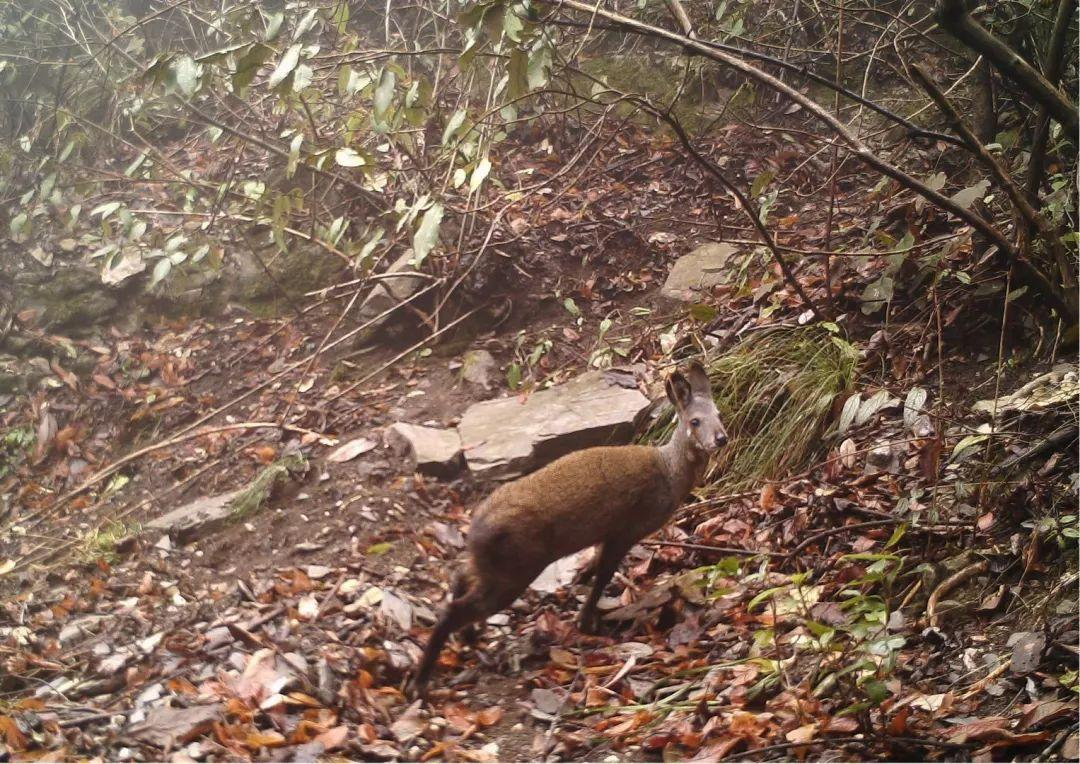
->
[665,360,728,453]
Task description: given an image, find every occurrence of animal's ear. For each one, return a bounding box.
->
[685,361,712,395]
[666,370,692,409]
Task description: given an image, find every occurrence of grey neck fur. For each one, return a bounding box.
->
[657,419,709,501]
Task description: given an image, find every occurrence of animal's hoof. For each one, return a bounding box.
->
[578,612,600,635]
[409,673,430,702]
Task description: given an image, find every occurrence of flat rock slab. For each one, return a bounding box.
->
[358,252,426,325]
[1008,631,1046,674]
[386,422,463,477]
[458,369,650,480]
[660,242,736,302]
[461,349,497,389]
[147,489,244,543]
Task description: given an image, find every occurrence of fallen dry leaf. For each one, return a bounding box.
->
[785,723,818,744]
[327,437,377,462]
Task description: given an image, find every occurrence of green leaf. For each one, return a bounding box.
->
[292,64,313,91]
[8,212,29,242]
[233,43,273,93]
[196,42,247,66]
[503,5,525,41]
[950,433,989,462]
[366,541,393,556]
[342,68,372,96]
[508,48,529,99]
[855,389,892,426]
[748,584,789,611]
[860,274,894,314]
[563,297,580,317]
[507,362,522,390]
[335,147,366,167]
[294,7,319,38]
[838,394,860,434]
[268,43,301,89]
[442,108,468,145]
[150,257,172,288]
[527,42,553,89]
[861,679,891,705]
[172,55,201,97]
[373,68,396,120]
[411,202,443,265]
[355,228,384,264]
[950,179,989,210]
[92,201,122,220]
[469,156,492,192]
[264,11,285,40]
[331,3,350,33]
[750,169,775,198]
[689,303,718,322]
[884,523,907,550]
[124,153,147,177]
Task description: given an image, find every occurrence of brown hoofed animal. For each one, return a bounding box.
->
[414,361,728,692]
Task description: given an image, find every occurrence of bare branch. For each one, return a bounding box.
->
[937,0,1078,140]
[539,0,1077,321]
[911,63,1073,292]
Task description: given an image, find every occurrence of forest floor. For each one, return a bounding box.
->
[1,119,1078,763]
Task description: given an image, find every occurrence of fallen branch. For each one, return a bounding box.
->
[936,0,1078,140]
[927,560,989,628]
[959,660,1008,699]
[12,278,442,535]
[538,0,1077,320]
[910,64,1074,302]
[546,14,964,147]
[722,734,974,761]
[634,97,825,321]
[995,423,1079,473]
[1026,0,1078,287]
[640,539,784,558]
[785,519,898,560]
[19,422,321,529]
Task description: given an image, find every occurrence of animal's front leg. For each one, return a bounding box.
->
[578,540,631,634]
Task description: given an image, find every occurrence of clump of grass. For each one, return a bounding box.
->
[80,520,140,563]
[230,451,308,519]
[648,325,857,492]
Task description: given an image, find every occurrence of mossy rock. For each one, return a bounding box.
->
[579,54,737,134]
[230,238,344,310]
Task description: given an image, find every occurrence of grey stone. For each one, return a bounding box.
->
[865,443,902,474]
[58,615,107,646]
[358,252,427,325]
[660,243,736,302]
[1007,631,1046,674]
[458,369,651,480]
[386,422,463,477]
[461,349,497,390]
[147,489,244,543]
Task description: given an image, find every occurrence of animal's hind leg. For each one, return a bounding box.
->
[415,590,488,693]
[578,540,631,634]
[451,572,480,644]
[415,577,523,692]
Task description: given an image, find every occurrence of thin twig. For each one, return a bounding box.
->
[640,539,784,558]
[926,560,989,628]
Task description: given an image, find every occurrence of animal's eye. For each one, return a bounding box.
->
[690,418,701,427]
